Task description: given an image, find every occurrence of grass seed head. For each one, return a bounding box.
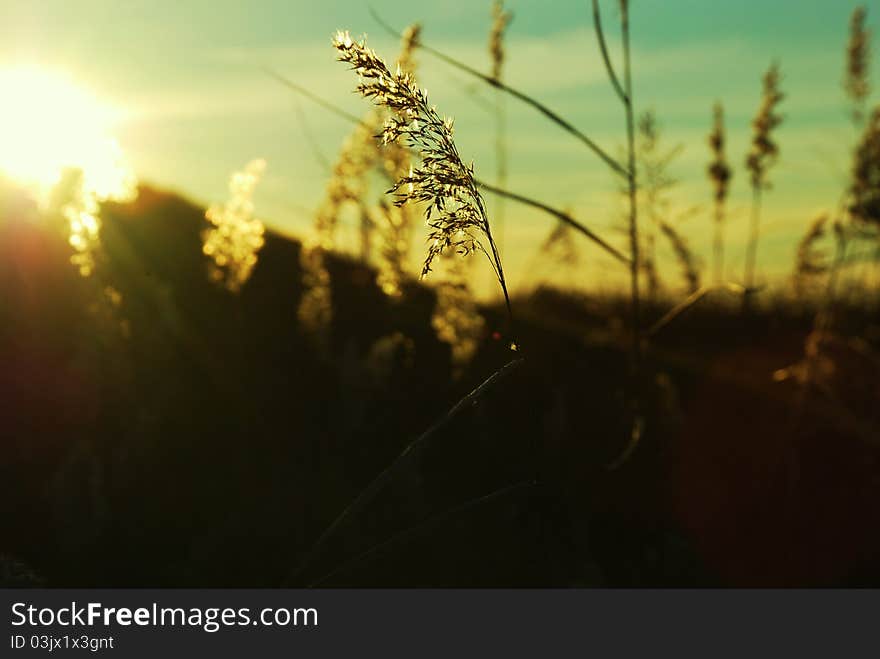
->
[707,102,732,205]
[203,159,267,292]
[489,1,513,82]
[849,106,880,227]
[745,63,785,190]
[845,6,870,125]
[397,23,421,74]
[333,31,509,304]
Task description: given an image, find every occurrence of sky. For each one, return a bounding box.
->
[0,0,876,297]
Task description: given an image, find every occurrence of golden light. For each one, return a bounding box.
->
[0,66,135,201]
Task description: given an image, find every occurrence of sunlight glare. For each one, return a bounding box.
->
[0,66,136,202]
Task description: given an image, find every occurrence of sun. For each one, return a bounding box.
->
[0,66,135,200]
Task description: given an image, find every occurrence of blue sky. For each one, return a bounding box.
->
[0,0,876,296]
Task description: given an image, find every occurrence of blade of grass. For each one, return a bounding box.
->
[308,480,534,587]
[263,67,363,125]
[286,358,525,585]
[646,282,747,337]
[266,71,630,269]
[368,7,629,179]
[590,0,628,105]
[476,179,631,265]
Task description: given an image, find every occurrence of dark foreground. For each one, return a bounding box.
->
[2,186,879,587]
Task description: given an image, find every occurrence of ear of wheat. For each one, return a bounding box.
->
[203,159,267,292]
[332,30,512,318]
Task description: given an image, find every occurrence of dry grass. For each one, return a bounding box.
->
[744,62,785,297]
[332,31,512,318]
[845,6,870,125]
[202,159,267,293]
[707,103,732,283]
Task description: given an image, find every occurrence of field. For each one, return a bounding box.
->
[1,1,879,587]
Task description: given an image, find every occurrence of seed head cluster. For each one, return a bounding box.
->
[332,30,508,295]
[849,107,880,227]
[375,24,422,299]
[845,6,870,125]
[297,114,380,338]
[397,23,421,75]
[203,159,267,292]
[745,63,785,190]
[707,103,732,205]
[489,1,512,82]
[53,168,103,278]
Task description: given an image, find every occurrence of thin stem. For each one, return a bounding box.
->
[647,282,746,337]
[495,87,507,257]
[622,3,642,385]
[263,67,363,125]
[817,225,849,332]
[308,481,533,587]
[713,201,725,284]
[591,0,628,105]
[294,100,331,173]
[285,358,525,584]
[743,184,762,299]
[369,7,629,179]
[476,179,630,265]
[475,193,514,324]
